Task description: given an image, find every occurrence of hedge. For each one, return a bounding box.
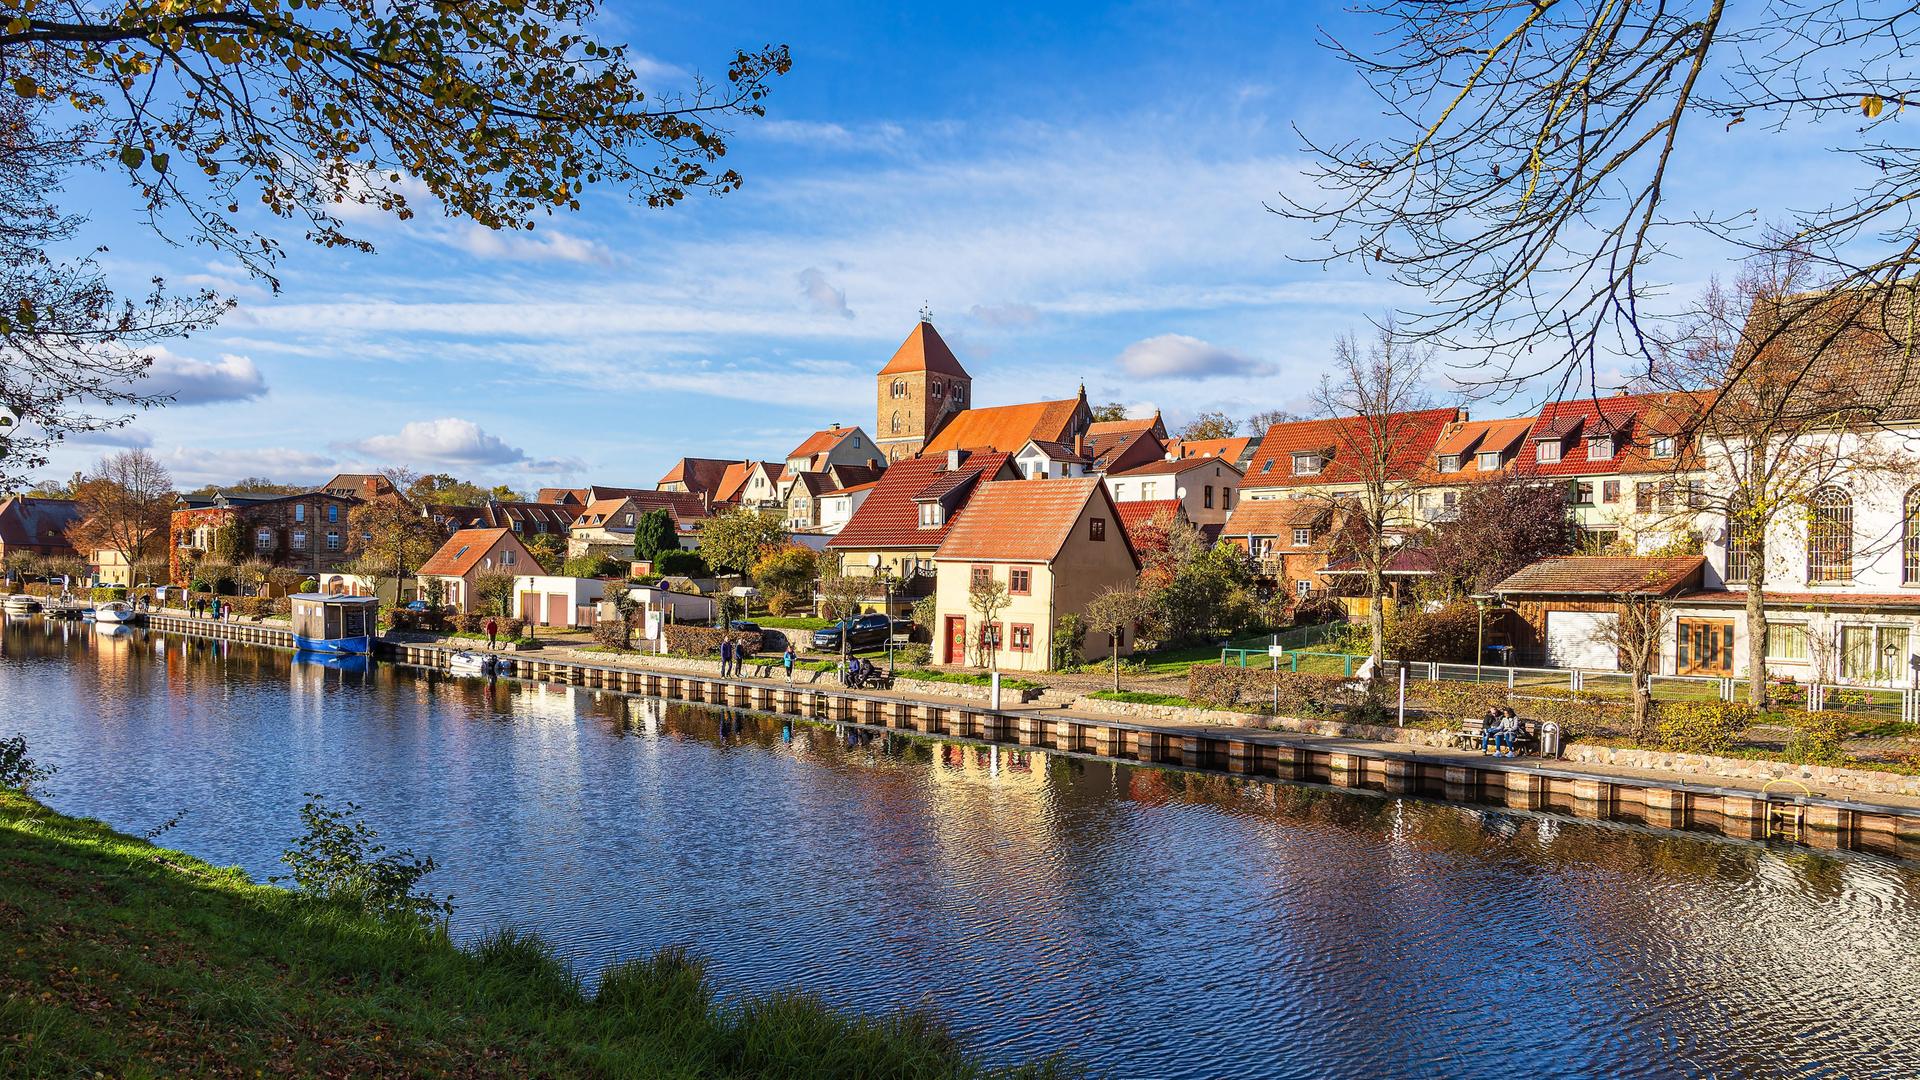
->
[1185,664,1363,715]
[1651,700,1757,755]
[88,586,129,602]
[663,624,762,656]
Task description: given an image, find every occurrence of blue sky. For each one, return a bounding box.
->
[38,0,1829,490]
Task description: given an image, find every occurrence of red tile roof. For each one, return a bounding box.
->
[1086,426,1165,473]
[0,496,82,554]
[1243,408,1463,488]
[1493,556,1706,596]
[924,396,1086,454]
[827,450,1014,550]
[786,426,858,461]
[936,477,1135,566]
[658,458,743,497]
[1109,456,1243,478]
[1221,498,1329,537]
[535,487,591,506]
[1509,392,1712,478]
[435,501,581,532]
[712,462,755,503]
[418,528,532,577]
[1430,416,1534,478]
[1168,436,1255,464]
[1086,412,1164,440]
[878,320,972,378]
[1116,499,1185,547]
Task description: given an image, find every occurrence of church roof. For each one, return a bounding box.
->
[878,320,971,378]
[924,397,1085,455]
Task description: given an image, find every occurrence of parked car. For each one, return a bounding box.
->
[812,613,892,652]
[727,620,762,633]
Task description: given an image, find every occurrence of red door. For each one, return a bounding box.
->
[944,616,966,665]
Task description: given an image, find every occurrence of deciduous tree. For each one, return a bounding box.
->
[967,576,1010,670]
[632,509,679,563]
[698,507,785,575]
[346,500,442,607]
[1178,412,1237,441]
[1422,474,1575,597]
[66,449,175,567]
[1084,585,1155,692]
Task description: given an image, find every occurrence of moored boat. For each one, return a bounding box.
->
[289,593,379,655]
[448,650,510,677]
[3,594,41,615]
[94,601,138,624]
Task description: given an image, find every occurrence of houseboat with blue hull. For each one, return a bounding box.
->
[289,593,379,655]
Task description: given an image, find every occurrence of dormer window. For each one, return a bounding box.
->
[1535,440,1562,464]
[1476,451,1503,471]
[1291,451,1324,476]
[918,502,946,528]
[1589,434,1614,460]
[1651,436,1676,459]
[1438,454,1461,473]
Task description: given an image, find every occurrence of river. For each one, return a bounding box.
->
[4,616,1919,1078]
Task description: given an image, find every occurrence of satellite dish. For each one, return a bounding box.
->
[1709,526,1727,544]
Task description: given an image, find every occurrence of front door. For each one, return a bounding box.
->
[1676,618,1736,676]
[944,615,967,665]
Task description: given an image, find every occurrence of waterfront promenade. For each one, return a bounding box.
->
[129,607,1920,857]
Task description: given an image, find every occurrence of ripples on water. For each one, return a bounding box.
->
[5,617,1920,1078]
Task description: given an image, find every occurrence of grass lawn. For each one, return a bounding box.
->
[1088,690,1194,707]
[754,616,830,630]
[0,790,1073,1078]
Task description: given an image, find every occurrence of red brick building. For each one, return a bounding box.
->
[168,491,364,586]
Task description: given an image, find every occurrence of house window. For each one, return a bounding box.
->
[1010,624,1034,652]
[294,504,306,523]
[1089,517,1106,541]
[1535,440,1562,464]
[1009,567,1031,595]
[1904,487,1920,584]
[1602,480,1620,504]
[1726,496,1757,584]
[1766,623,1809,661]
[891,379,906,399]
[1807,487,1854,583]
[1295,579,1311,598]
[1573,481,1594,506]
[1223,488,1234,510]
[256,528,273,550]
[535,521,546,534]
[1589,435,1614,460]
[1204,485,1215,509]
[292,530,307,549]
[970,565,992,589]
[1635,482,1656,513]
[953,386,966,405]
[1291,452,1323,476]
[624,513,635,526]
[1652,436,1676,459]
[1438,454,1461,473]
[1141,482,1157,500]
[327,505,339,523]
[1292,527,1311,547]
[512,520,523,532]
[1841,625,1909,682]
[502,549,516,566]
[1476,451,1502,471]
[918,502,945,527]
[325,531,341,551]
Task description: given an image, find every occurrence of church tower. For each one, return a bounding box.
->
[875,316,973,461]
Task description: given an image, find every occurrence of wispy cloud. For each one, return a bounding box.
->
[1116,334,1273,379]
[345,417,534,468]
[143,349,269,405]
[798,267,855,319]
[162,445,337,487]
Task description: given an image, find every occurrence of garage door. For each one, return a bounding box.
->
[546,593,569,627]
[1545,611,1619,670]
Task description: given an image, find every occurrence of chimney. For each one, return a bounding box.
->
[1074,433,1087,459]
[946,449,962,470]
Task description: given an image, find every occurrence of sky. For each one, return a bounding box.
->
[30,0,1839,492]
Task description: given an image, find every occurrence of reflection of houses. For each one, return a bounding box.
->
[168,491,361,586]
[416,527,536,612]
[930,476,1140,670]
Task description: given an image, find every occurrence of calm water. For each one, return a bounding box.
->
[4,616,1919,1078]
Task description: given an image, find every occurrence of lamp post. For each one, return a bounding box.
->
[881,566,896,677]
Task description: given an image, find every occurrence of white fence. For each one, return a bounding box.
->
[1399,660,1920,722]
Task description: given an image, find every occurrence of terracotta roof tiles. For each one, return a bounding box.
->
[418,528,531,578]
[1493,556,1706,596]
[936,477,1132,565]
[878,321,972,378]
[1221,498,1329,537]
[827,450,1014,550]
[923,397,1085,455]
[1243,408,1462,488]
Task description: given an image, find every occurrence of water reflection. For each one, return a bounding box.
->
[3,618,1919,1078]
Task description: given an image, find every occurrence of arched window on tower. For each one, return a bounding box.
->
[891,378,906,399]
[891,411,903,434]
[930,380,944,399]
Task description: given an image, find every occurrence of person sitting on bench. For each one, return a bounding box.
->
[1488,709,1520,757]
[1478,706,1504,753]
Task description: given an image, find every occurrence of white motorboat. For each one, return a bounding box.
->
[448,650,510,677]
[94,601,138,624]
[3,594,41,615]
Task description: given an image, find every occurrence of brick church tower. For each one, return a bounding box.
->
[875,317,973,462]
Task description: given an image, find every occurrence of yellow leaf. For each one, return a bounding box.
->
[1863,94,1885,119]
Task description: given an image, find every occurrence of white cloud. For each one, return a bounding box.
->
[68,427,154,449]
[347,417,535,468]
[162,446,337,487]
[143,349,268,405]
[452,224,613,265]
[1116,334,1273,379]
[798,267,855,319]
[968,302,1040,328]
[752,119,907,152]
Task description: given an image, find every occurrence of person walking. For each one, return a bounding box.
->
[719,637,734,678]
[782,645,795,683]
[484,615,498,650]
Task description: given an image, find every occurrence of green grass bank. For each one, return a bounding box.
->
[0,791,1073,1078]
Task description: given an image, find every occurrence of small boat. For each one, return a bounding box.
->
[3,594,41,615]
[94,601,138,624]
[289,593,379,655]
[448,650,510,677]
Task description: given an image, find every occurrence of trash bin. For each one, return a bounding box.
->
[1539,719,1563,758]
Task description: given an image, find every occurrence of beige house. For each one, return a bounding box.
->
[931,476,1141,672]
[417,527,537,612]
[784,424,884,475]
[1103,456,1242,532]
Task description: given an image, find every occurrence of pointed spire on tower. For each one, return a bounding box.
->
[918,302,933,324]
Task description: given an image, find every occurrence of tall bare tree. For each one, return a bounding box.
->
[66,449,175,566]
[1647,254,1918,705]
[1288,1,1920,400]
[1595,591,1674,739]
[1309,326,1447,673]
[967,575,1010,670]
